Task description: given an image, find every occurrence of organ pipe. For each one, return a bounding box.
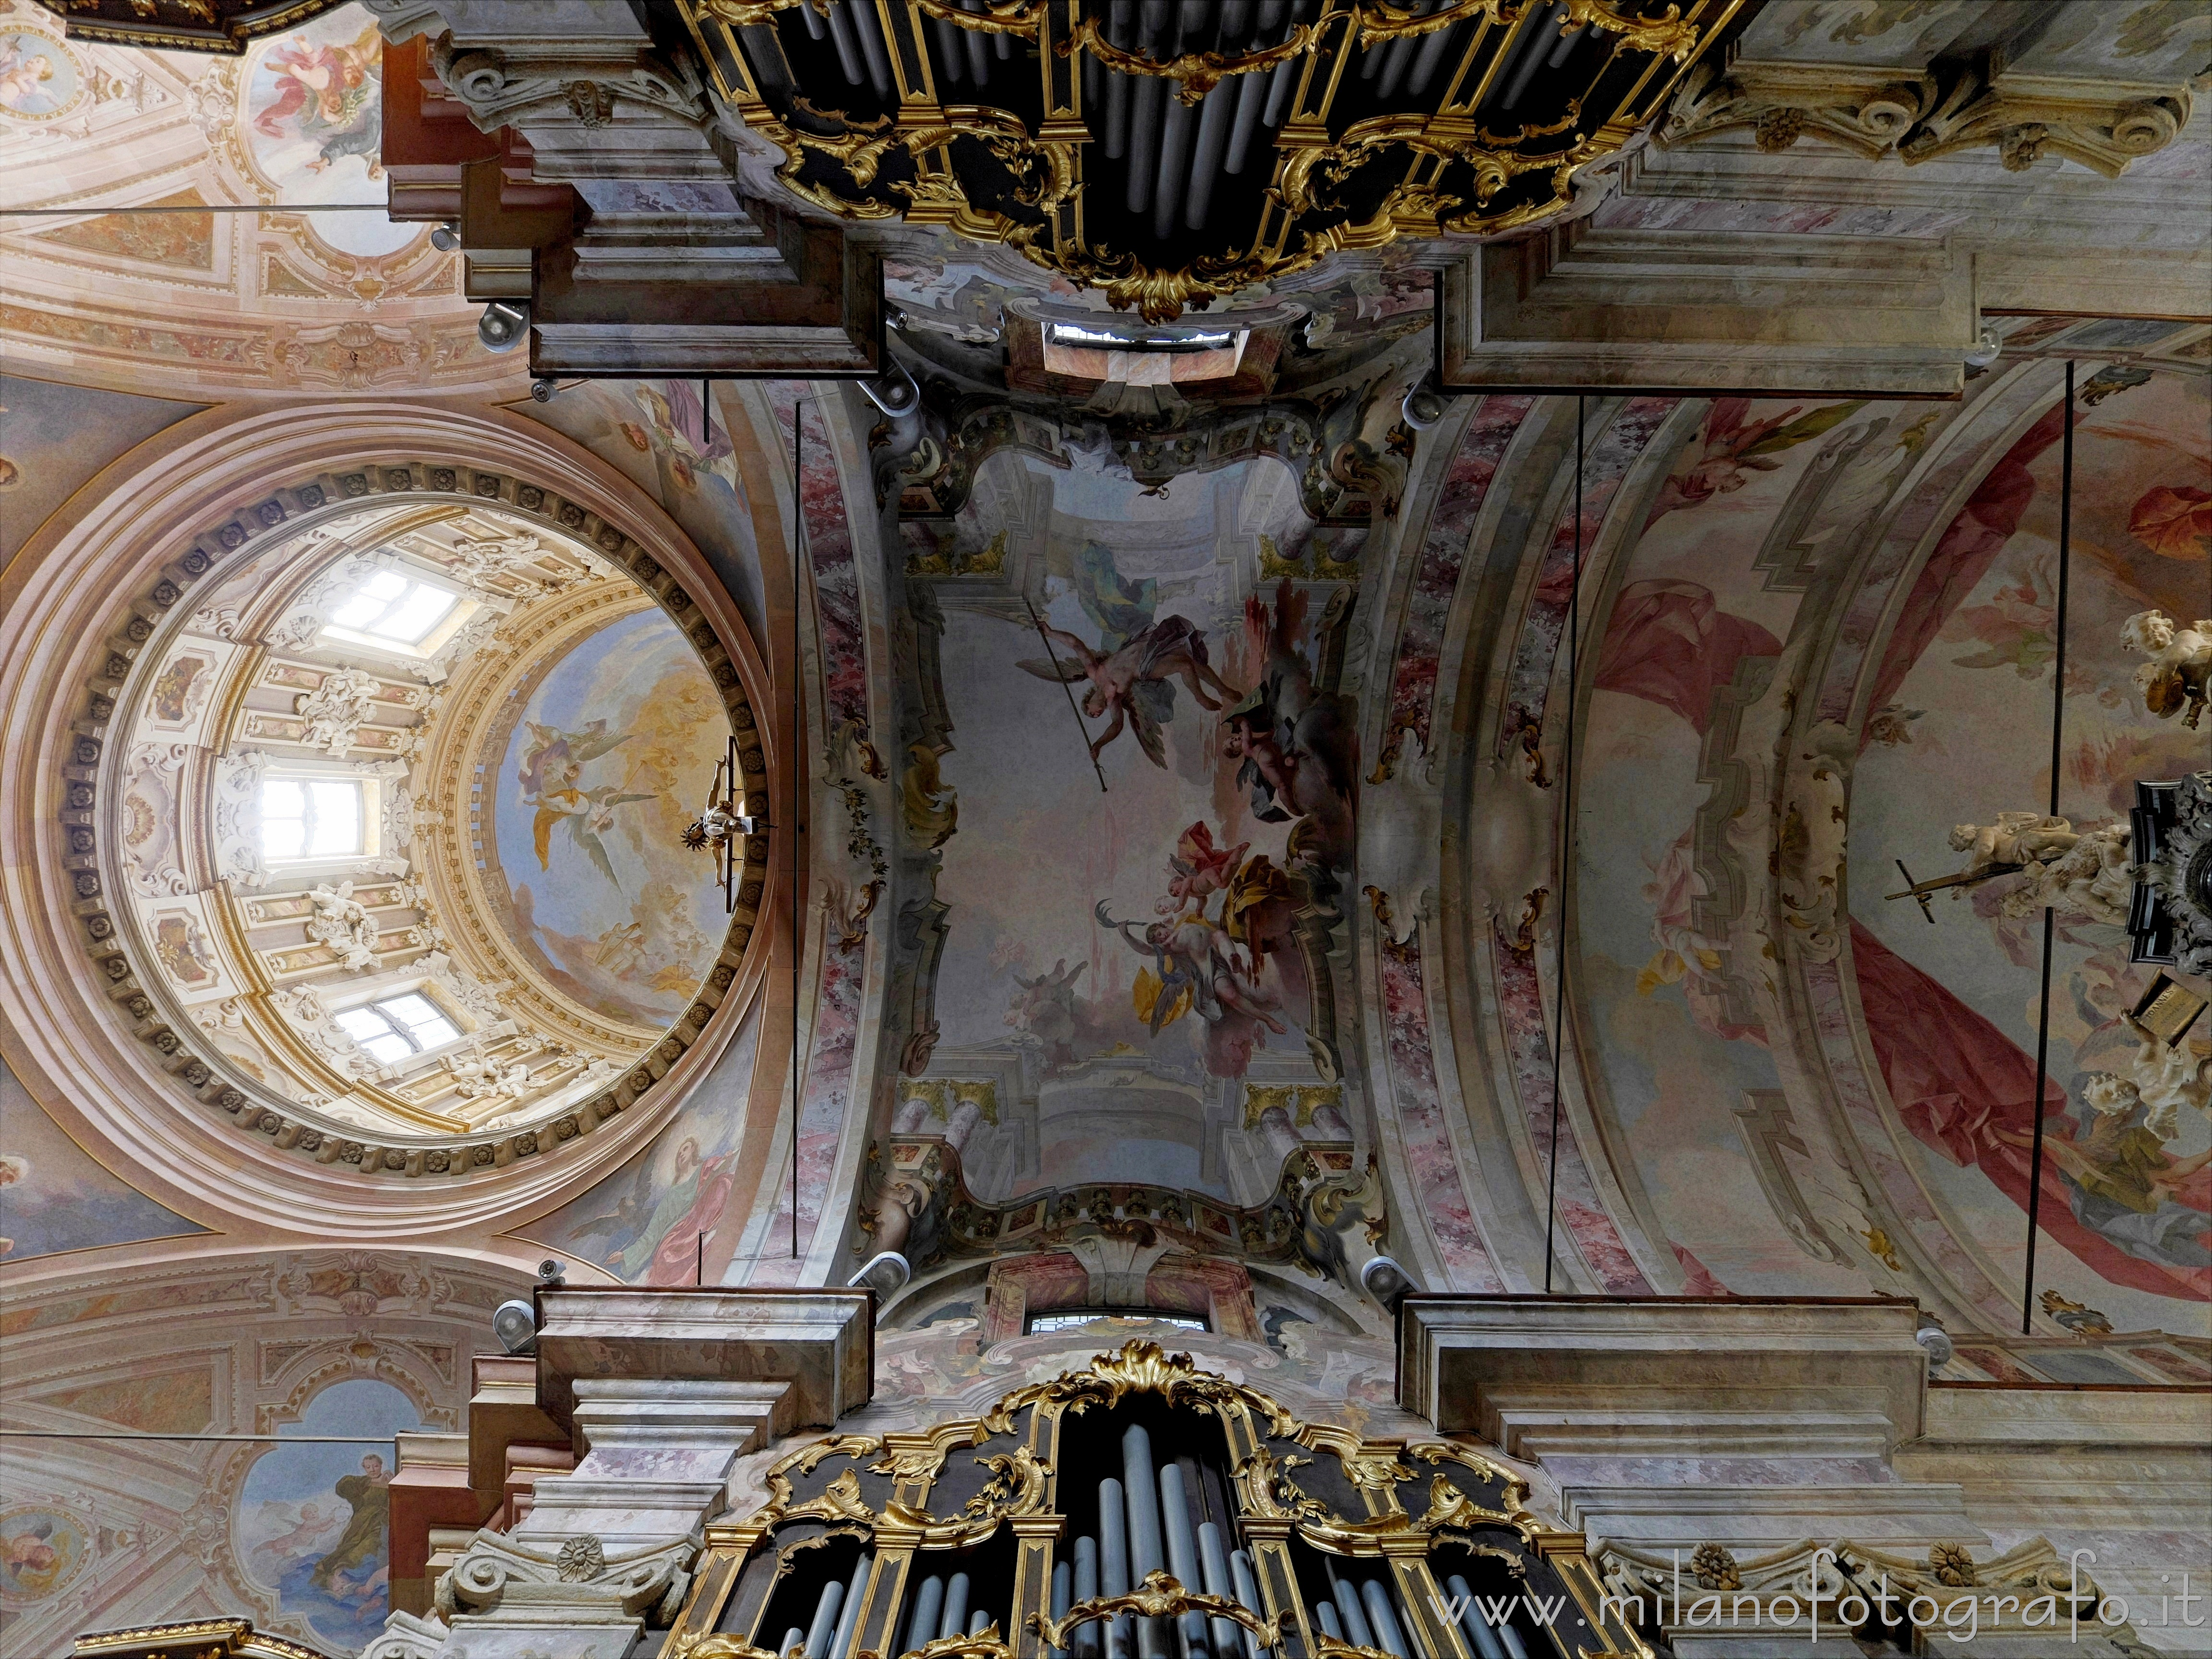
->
[904,1575,945,1657]
[1100,1476,1133,1659]
[1155,1461,1210,1654]
[1119,1427,1170,1658]
[1048,1557,1074,1659]
[820,0,865,85]
[802,1578,845,1659]
[1359,1576,1411,1659]
[827,1555,873,1659]
[1445,1574,1509,1659]
[1227,1551,1265,1659]
[1326,1560,1376,1650]
[1194,1521,1241,1659]
[939,1570,971,1641]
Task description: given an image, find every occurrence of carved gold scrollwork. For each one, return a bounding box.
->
[909,0,1046,36]
[1313,1639,1400,1659]
[1056,15,1324,103]
[693,0,819,24]
[753,1434,885,1527]
[1556,0,1699,61]
[668,1634,803,1659]
[1032,1570,1282,1653]
[1344,0,1508,44]
[902,1623,1016,1659]
[986,1338,1302,1436]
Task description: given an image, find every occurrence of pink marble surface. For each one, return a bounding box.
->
[747,934,866,1284]
[1378,934,1504,1291]
[788,386,871,738]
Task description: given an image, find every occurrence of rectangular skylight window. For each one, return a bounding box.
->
[1025,1311,1207,1334]
[259,778,363,860]
[334,992,462,1067]
[324,568,461,647]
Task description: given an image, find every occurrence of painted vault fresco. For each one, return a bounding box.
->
[0,1053,205,1263]
[487,604,733,1030]
[1851,367,2212,1331]
[236,1377,420,1653]
[240,5,415,259]
[925,449,1360,1203]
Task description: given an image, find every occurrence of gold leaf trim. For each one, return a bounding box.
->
[1057,15,1324,103]
[1031,1570,1281,1653]
[909,0,1046,36]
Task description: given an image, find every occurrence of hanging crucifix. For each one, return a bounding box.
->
[684,735,757,914]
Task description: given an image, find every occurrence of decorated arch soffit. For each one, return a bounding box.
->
[0,400,782,1239]
[1450,325,2212,1346]
[0,0,510,399]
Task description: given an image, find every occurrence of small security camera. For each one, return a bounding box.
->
[1963,326,2001,370]
[492,1298,538,1355]
[529,377,558,403]
[430,222,461,252]
[859,362,919,417]
[478,301,530,354]
[537,1257,567,1286]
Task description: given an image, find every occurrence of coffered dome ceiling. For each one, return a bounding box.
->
[105,498,740,1146]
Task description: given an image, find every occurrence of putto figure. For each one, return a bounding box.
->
[2120,608,2212,729]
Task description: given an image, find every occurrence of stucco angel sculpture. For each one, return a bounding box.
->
[1996,821,2132,926]
[2121,609,2212,729]
[2085,1012,2212,1142]
[305,881,380,972]
[1946,812,2080,883]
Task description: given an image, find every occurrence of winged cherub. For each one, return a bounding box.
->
[1012,613,1240,768]
[534,784,657,890]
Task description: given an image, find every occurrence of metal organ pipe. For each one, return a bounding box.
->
[1119,1427,1169,1658]
[1373,0,1434,98]
[1073,1534,1104,1659]
[1127,0,1169,212]
[1099,1476,1133,1659]
[959,0,992,86]
[780,1630,806,1659]
[1325,1561,1376,1650]
[1151,0,1207,237]
[1228,1551,1265,1659]
[939,1571,972,1641]
[1194,1521,1242,1659]
[1182,0,1247,227]
[1223,0,1285,173]
[820,0,866,85]
[1313,1600,1346,1643]
[1445,1575,1509,1659]
[802,1578,845,1659]
[1406,10,1462,97]
[828,1555,873,1659]
[1155,1461,1210,1653]
[847,0,894,98]
[904,1575,946,1657]
[1494,0,1565,112]
[1261,0,1312,127]
[1103,0,1134,156]
[1359,1577,1411,1659]
[1048,1556,1074,1659]
[932,13,966,84]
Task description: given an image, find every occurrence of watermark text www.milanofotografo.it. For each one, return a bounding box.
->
[1424,1550,2208,1645]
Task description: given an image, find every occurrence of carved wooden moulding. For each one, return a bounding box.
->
[677,0,1745,322]
[661,1338,1645,1658]
[69,458,772,1180]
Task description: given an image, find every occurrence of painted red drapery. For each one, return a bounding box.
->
[1850,922,2210,1301]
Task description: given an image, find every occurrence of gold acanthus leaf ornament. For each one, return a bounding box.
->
[997,1338,1302,1437]
[1058,15,1323,103]
[1032,1570,1282,1653]
[908,0,1045,36]
[693,0,817,24]
[667,1634,802,1659]
[900,1625,1015,1659]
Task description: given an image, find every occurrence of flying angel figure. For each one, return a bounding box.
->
[1013,613,1239,768]
[534,783,656,890]
[517,719,629,802]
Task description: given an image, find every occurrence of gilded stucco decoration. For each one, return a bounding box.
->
[661,1339,1647,1659]
[677,0,1745,320]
